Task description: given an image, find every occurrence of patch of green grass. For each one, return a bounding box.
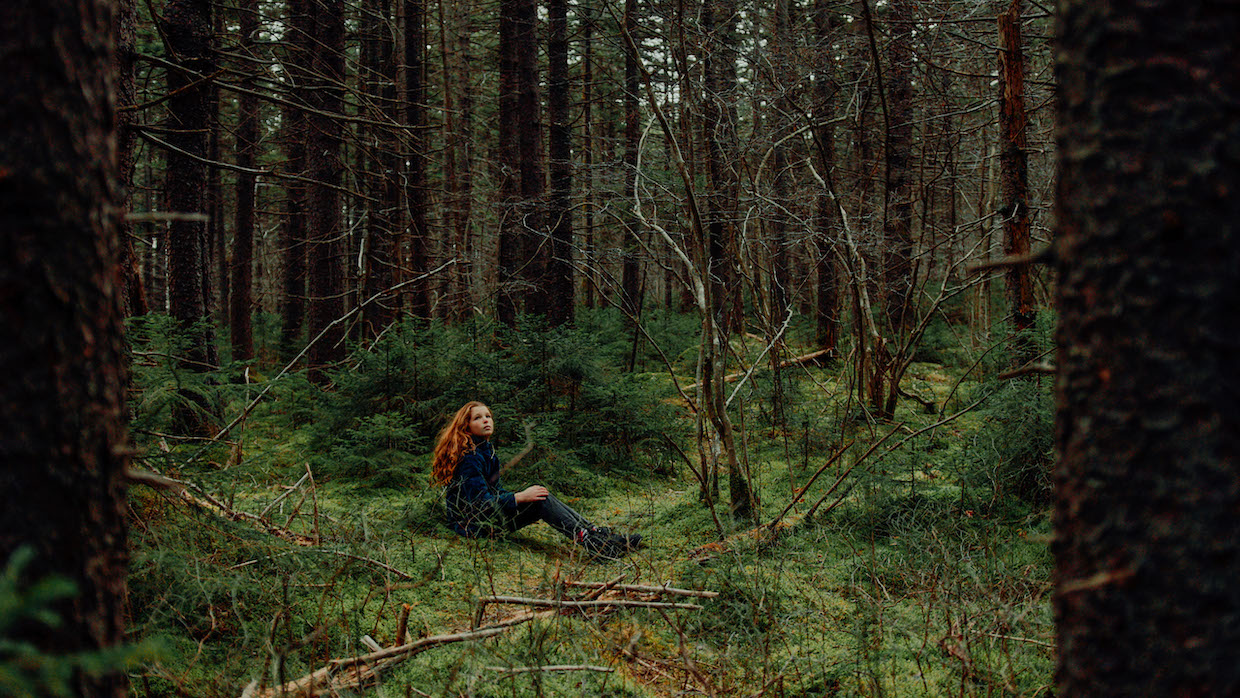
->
[124,311,1056,697]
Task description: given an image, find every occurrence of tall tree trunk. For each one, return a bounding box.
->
[812,0,840,353]
[1,0,131,693]
[404,0,430,320]
[516,0,546,316]
[305,0,346,381]
[116,0,147,317]
[497,0,522,325]
[703,0,742,336]
[438,0,471,323]
[766,0,794,427]
[361,0,399,337]
[581,9,596,310]
[620,0,641,325]
[230,0,260,361]
[280,0,310,352]
[998,0,1034,367]
[1054,2,1240,694]
[547,0,574,326]
[162,0,218,432]
[162,0,213,366]
[496,0,544,322]
[882,0,914,338]
[701,0,755,520]
[455,0,476,315]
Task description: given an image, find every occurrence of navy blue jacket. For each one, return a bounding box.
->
[445,439,517,536]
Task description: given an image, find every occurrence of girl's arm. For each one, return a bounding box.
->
[454,453,517,513]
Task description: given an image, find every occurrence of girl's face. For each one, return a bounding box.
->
[466,405,494,439]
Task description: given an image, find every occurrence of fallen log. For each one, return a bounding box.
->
[684,348,833,392]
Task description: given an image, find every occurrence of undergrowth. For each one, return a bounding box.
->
[122,307,1056,697]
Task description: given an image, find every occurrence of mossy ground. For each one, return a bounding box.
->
[125,312,1055,697]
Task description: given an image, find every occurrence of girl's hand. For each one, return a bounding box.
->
[514,485,549,503]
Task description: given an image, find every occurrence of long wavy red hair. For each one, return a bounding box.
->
[430,401,488,486]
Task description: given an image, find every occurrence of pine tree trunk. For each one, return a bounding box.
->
[1,1,131,693]
[811,0,840,353]
[361,0,399,337]
[1054,2,1240,694]
[516,0,546,316]
[280,0,310,351]
[620,0,641,325]
[497,0,522,325]
[230,0,260,361]
[881,0,913,336]
[404,0,430,320]
[162,0,213,366]
[581,10,596,310]
[116,0,147,317]
[998,0,1034,367]
[305,0,346,381]
[547,0,574,326]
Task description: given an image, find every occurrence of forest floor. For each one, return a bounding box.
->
[125,318,1056,697]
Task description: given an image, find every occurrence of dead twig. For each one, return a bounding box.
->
[565,581,720,599]
[485,664,614,675]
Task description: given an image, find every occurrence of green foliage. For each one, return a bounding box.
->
[1,548,159,697]
[302,315,683,488]
[125,314,224,436]
[121,306,1057,696]
[914,312,968,367]
[968,378,1056,508]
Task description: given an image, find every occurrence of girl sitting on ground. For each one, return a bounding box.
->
[430,401,641,558]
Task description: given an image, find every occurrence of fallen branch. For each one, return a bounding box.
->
[500,420,537,474]
[137,468,319,546]
[577,574,627,601]
[479,595,704,612]
[258,470,311,520]
[564,582,720,599]
[317,550,413,580]
[686,349,833,393]
[474,594,703,627]
[997,362,1056,380]
[251,622,526,698]
[486,664,614,675]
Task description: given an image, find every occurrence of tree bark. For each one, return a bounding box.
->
[1054,2,1240,694]
[279,0,309,353]
[230,0,260,361]
[812,0,841,353]
[305,0,346,381]
[547,0,575,326]
[581,9,597,309]
[620,0,641,326]
[1,0,131,693]
[360,0,400,337]
[162,0,213,366]
[116,0,147,317]
[702,0,743,336]
[404,0,430,320]
[881,0,914,336]
[998,0,1034,367]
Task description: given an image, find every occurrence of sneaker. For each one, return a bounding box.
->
[576,528,625,560]
[590,525,642,551]
[615,532,643,551]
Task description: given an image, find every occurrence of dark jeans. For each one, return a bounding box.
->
[504,493,591,540]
